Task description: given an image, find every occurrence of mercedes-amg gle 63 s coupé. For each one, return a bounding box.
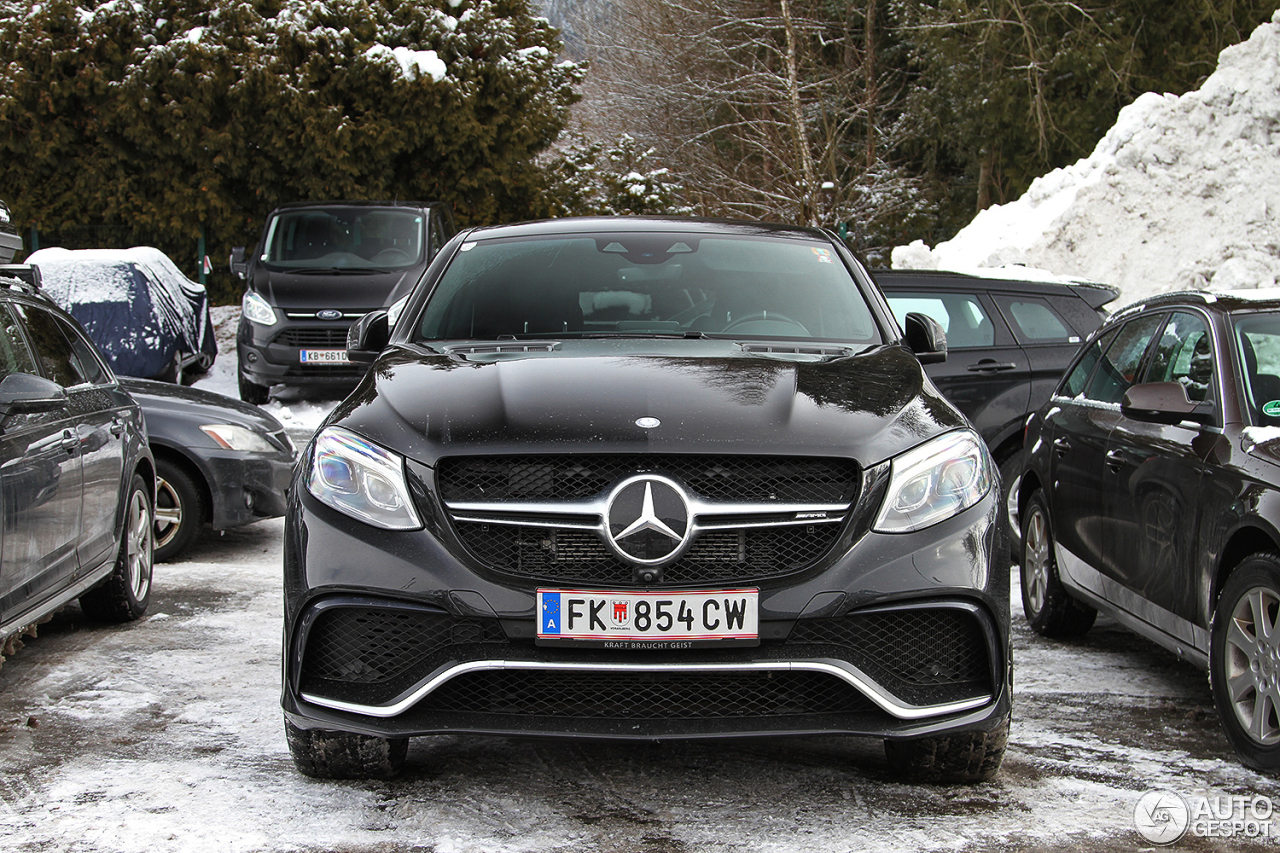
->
[281,218,1012,782]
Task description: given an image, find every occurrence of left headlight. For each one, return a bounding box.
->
[873,430,992,533]
[306,427,422,530]
[200,424,278,454]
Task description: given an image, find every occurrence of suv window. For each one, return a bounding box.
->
[1061,328,1118,399]
[1144,312,1214,403]
[886,293,994,348]
[995,296,1075,343]
[1083,314,1165,404]
[0,303,38,379]
[12,303,81,387]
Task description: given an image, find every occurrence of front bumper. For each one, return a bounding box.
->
[237,319,367,388]
[282,467,1012,742]
[203,449,294,529]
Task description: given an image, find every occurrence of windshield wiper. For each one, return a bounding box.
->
[292,267,388,275]
[579,331,709,340]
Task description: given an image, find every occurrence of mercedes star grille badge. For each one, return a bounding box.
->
[604,475,691,565]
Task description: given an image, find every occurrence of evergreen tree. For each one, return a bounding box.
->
[0,0,584,298]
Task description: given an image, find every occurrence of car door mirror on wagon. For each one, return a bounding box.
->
[1121,381,1214,426]
[0,372,67,420]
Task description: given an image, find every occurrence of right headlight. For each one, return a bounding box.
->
[242,290,277,326]
[873,430,992,533]
[307,427,422,530]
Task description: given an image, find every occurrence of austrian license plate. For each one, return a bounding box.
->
[300,349,350,364]
[536,588,759,648]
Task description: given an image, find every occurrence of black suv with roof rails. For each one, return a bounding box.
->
[876,270,1118,537]
[231,201,456,404]
[0,264,155,662]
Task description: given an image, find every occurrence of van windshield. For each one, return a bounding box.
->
[260,207,424,271]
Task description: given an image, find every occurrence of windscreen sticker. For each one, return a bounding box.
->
[1263,400,1280,418]
[811,247,833,264]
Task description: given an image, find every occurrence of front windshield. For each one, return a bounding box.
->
[1235,311,1280,425]
[260,207,424,270]
[414,232,881,342]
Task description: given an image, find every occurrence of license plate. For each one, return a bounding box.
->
[537,588,758,647]
[300,349,349,364]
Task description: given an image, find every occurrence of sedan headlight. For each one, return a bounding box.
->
[242,290,277,326]
[200,424,279,454]
[307,427,421,530]
[874,430,992,533]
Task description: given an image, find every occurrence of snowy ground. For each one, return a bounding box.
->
[2,518,1278,853]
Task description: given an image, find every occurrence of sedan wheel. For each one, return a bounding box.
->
[154,459,206,562]
[1211,556,1280,771]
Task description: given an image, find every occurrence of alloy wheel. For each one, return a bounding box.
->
[1223,585,1280,745]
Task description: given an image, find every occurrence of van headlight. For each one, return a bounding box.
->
[874,430,992,533]
[242,291,277,326]
[307,427,422,530]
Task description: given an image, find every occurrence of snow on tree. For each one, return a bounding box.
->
[0,0,584,282]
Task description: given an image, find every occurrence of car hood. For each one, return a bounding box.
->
[119,377,288,433]
[325,340,966,468]
[251,267,418,312]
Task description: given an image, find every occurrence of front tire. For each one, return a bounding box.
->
[1210,555,1280,773]
[884,713,1010,783]
[1020,489,1096,637]
[285,717,407,779]
[80,474,154,622]
[154,459,206,563]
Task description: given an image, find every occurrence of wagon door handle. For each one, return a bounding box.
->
[1052,437,1071,455]
[1106,450,1125,470]
[966,360,1017,373]
[109,417,125,436]
[61,429,78,453]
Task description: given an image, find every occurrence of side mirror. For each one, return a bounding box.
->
[903,312,947,365]
[230,246,248,280]
[0,372,67,420]
[347,310,390,365]
[1122,381,1213,425]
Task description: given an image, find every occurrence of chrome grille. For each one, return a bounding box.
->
[275,327,350,348]
[440,454,858,586]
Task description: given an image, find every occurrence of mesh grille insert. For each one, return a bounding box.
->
[788,608,992,704]
[301,606,508,695]
[454,523,843,585]
[418,669,875,719]
[438,455,859,504]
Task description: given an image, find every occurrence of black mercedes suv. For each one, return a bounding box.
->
[232,201,455,404]
[281,217,1012,782]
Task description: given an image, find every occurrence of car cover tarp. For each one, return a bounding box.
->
[28,247,217,379]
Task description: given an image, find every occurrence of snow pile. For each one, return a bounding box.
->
[894,11,1280,306]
